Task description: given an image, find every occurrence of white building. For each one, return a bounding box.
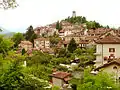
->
[34,38,50,49]
[95,34,120,67]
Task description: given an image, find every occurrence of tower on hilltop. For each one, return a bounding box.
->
[72,11,76,18]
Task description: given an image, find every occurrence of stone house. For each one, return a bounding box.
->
[65,34,80,44]
[18,41,33,51]
[34,38,50,49]
[50,71,71,89]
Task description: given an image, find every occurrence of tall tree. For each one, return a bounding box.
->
[68,38,77,53]
[56,21,62,31]
[11,33,24,47]
[24,25,37,44]
[56,21,60,30]
[25,25,34,40]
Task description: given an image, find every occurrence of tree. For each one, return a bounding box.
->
[68,38,77,53]
[11,33,24,47]
[0,61,26,89]
[0,28,2,32]
[29,33,37,46]
[73,48,83,56]
[56,21,62,31]
[0,0,18,9]
[22,48,26,55]
[24,25,37,45]
[0,35,14,55]
[58,48,66,57]
[24,25,34,40]
[0,60,48,90]
[76,69,118,90]
[49,36,61,47]
[56,21,60,30]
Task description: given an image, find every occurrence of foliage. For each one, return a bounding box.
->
[0,35,14,55]
[76,69,118,90]
[0,0,18,9]
[30,33,37,45]
[24,25,37,44]
[52,86,60,90]
[65,16,86,24]
[49,36,61,47]
[58,48,66,57]
[23,64,52,81]
[56,21,62,31]
[51,57,70,65]
[0,53,49,90]
[86,21,101,29]
[68,38,77,53]
[22,48,26,55]
[0,61,25,90]
[65,16,102,29]
[11,32,24,47]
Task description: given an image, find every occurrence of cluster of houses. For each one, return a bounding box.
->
[18,11,120,89]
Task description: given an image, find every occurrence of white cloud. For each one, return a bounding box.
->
[0,0,120,32]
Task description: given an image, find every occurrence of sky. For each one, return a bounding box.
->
[0,0,120,33]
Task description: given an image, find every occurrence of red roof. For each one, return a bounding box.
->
[95,34,120,44]
[59,30,64,33]
[79,40,89,44]
[34,38,49,41]
[50,71,71,79]
[94,59,120,71]
[20,41,32,45]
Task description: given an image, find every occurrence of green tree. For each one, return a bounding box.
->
[30,33,37,46]
[68,38,77,53]
[56,21,62,31]
[73,48,83,56]
[77,69,118,90]
[24,25,37,44]
[0,35,14,55]
[22,48,26,55]
[56,21,60,30]
[58,48,66,57]
[24,25,34,40]
[0,62,26,89]
[49,36,61,47]
[11,32,24,47]
[0,28,2,32]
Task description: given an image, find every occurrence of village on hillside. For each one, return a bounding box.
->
[1,10,120,90]
[13,11,120,89]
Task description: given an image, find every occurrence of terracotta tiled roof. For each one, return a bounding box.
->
[94,59,120,71]
[34,38,49,41]
[79,40,89,44]
[63,41,69,44]
[59,30,64,33]
[65,33,80,37]
[95,34,120,44]
[50,71,71,79]
[21,41,32,45]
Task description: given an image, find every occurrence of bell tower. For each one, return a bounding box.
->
[72,11,76,18]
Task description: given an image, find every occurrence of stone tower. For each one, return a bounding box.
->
[72,11,76,18]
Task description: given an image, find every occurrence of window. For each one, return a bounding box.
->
[109,48,115,52]
[113,66,117,69]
